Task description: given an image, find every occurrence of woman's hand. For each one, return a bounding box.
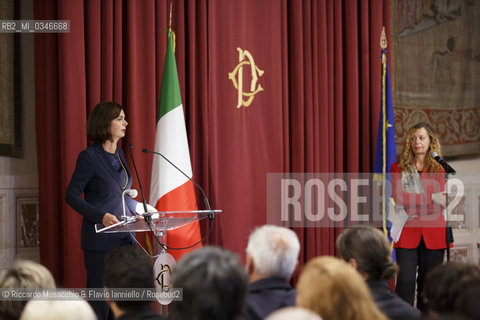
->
[396,205,418,221]
[431,192,447,208]
[102,213,120,226]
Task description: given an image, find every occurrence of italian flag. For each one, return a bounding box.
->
[149,30,202,260]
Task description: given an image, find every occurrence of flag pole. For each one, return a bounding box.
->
[168,0,173,30]
[380,27,388,238]
[168,0,176,53]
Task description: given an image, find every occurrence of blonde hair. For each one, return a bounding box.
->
[0,260,56,320]
[266,307,323,320]
[20,293,96,320]
[296,256,387,320]
[398,122,443,172]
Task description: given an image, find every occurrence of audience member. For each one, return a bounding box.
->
[244,225,300,320]
[265,306,323,320]
[169,246,248,320]
[423,262,480,318]
[454,285,480,320]
[103,245,164,320]
[296,256,388,320]
[336,225,421,320]
[20,291,96,320]
[0,259,56,320]
[421,313,469,320]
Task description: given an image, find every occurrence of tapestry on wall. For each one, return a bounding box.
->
[392,0,480,157]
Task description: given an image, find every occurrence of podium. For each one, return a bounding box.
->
[94,209,221,235]
[94,209,221,254]
[95,209,221,307]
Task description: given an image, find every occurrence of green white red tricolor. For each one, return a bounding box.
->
[149,30,202,260]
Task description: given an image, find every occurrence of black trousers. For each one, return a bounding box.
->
[395,237,444,312]
[84,250,115,320]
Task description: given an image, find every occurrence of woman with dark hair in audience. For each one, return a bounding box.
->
[423,262,480,319]
[454,286,480,320]
[66,102,139,320]
[337,225,420,320]
[391,122,448,311]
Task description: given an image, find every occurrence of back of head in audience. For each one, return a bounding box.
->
[0,259,56,320]
[336,225,397,281]
[454,285,480,320]
[103,245,154,314]
[265,306,323,320]
[169,246,248,320]
[296,256,388,320]
[423,262,480,316]
[246,225,300,280]
[19,291,96,320]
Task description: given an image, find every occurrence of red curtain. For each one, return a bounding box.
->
[35,0,390,287]
[284,0,392,266]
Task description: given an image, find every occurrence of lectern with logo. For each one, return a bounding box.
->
[95,209,221,305]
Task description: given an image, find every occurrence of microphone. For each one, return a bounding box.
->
[142,148,212,215]
[125,189,138,198]
[128,143,151,221]
[121,189,138,220]
[431,152,456,175]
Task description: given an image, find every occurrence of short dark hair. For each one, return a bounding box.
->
[454,285,480,319]
[169,246,248,320]
[423,262,480,314]
[87,101,123,144]
[103,245,153,311]
[336,225,398,281]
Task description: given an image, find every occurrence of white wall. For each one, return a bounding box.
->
[448,158,480,265]
[450,157,480,174]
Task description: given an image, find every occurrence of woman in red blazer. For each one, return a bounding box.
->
[391,122,448,312]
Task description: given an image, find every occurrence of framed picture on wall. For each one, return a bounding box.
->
[0,0,22,158]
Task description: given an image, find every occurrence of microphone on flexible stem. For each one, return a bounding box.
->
[128,143,151,222]
[121,189,138,220]
[142,148,213,219]
[431,152,456,175]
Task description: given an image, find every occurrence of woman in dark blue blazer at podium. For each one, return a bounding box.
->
[66,101,139,320]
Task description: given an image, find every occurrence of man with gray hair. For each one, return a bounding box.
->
[244,225,300,320]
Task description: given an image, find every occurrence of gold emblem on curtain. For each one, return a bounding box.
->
[228,48,264,109]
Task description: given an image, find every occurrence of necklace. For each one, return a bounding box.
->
[117,152,128,189]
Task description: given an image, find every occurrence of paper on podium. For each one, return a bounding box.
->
[135,203,156,213]
[388,205,408,243]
